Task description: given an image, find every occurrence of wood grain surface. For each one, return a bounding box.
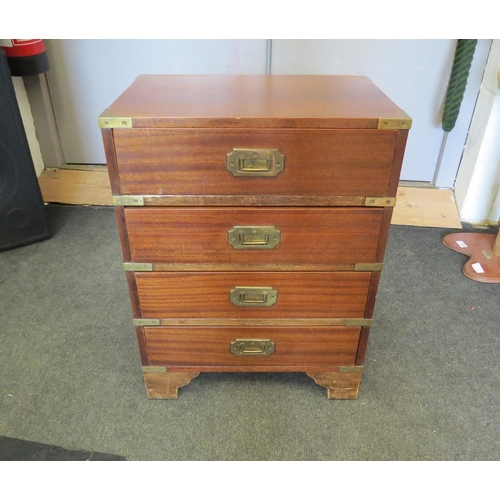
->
[113,128,397,197]
[306,370,363,399]
[134,271,371,319]
[355,326,371,366]
[114,206,132,261]
[124,207,384,265]
[143,371,199,399]
[100,129,121,196]
[144,326,361,367]
[105,75,407,129]
[387,130,409,197]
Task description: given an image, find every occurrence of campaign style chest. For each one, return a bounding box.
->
[99,75,410,399]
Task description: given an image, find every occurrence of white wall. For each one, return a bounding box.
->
[44,39,267,164]
[12,77,45,177]
[42,39,491,190]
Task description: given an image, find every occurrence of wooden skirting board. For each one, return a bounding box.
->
[39,168,113,206]
[38,168,462,229]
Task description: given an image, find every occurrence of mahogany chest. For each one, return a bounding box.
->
[99,75,410,399]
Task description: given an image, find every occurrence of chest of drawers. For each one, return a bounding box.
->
[99,75,410,399]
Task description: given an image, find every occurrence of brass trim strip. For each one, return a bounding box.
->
[121,263,383,272]
[124,263,153,272]
[110,194,397,207]
[142,366,167,373]
[135,318,371,327]
[158,319,348,326]
[113,196,145,206]
[131,263,357,272]
[117,195,367,207]
[364,197,396,207]
[339,366,364,373]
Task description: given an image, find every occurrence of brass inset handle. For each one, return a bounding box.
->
[230,339,275,356]
[227,149,284,177]
[229,286,278,307]
[228,226,281,249]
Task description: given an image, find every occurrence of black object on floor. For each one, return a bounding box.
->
[0,49,51,252]
[0,436,126,461]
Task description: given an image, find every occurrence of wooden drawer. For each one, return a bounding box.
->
[144,326,361,367]
[134,271,371,319]
[124,207,385,267]
[112,128,398,197]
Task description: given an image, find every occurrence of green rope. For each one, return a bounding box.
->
[442,39,477,132]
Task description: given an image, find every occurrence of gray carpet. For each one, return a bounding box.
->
[1,205,499,461]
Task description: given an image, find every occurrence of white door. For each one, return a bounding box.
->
[43,39,492,188]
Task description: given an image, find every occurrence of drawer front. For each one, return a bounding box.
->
[124,207,384,266]
[113,128,398,196]
[144,326,361,367]
[134,271,371,318]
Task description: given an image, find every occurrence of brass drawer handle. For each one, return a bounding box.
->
[229,286,278,307]
[230,339,275,356]
[226,149,284,177]
[228,226,281,249]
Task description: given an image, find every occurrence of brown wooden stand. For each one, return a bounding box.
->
[144,370,363,399]
[100,75,411,401]
[143,371,200,399]
[442,230,500,283]
[306,370,363,399]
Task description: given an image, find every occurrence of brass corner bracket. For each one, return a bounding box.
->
[98,110,133,129]
[345,318,374,327]
[364,197,396,207]
[142,366,167,373]
[354,263,384,272]
[124,263,153,272]
[378,116,412,130]
[338,366,364,373]
[112,196,145,206]
[133,318,161,327]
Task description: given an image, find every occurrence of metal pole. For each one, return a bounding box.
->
[266,40,272,75]
[432,131,448,186]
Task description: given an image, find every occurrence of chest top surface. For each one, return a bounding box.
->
[101,75,410,130]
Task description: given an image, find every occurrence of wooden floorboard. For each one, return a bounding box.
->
[38,168,462,228]
[393,186,462,228]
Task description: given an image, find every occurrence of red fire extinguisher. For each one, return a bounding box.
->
[0,39,49,76]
